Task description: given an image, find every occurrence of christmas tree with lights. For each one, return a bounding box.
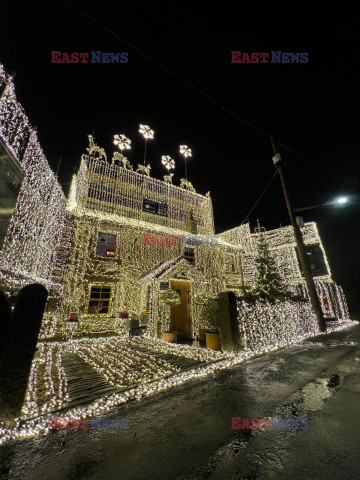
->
[252,226,291,299]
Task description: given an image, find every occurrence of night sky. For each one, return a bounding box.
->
[1,2,359,316]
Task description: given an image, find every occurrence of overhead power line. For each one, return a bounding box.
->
[225,170,280,230]
[60,0,316,227]
[60,0,311,164]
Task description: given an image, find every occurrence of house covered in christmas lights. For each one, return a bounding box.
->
[61,146,247,338]
[59,140,349,338]
[0,63,349,341]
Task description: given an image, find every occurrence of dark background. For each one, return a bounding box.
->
[1,1,359,316]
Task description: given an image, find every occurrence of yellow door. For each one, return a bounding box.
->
[169,281,191,337]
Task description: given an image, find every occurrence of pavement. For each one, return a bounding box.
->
[1,323,360,480]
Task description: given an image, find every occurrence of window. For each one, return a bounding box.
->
[183,247,195,265]
[225,253,236,272]
[87,286,112,314]
[96,232,116,257]
[296,245,328,277]
[142,198,168,217]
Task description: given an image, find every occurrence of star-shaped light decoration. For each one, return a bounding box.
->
[139,124,154,140]
[113,134,131,151]
[161,155,175,171]
[139,124,154,165]
[179,145,192,158]
[179,145,192,180]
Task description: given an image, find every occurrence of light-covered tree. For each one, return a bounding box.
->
[252,229,291,299]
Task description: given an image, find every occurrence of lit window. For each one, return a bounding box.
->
[183,247,195,265]
[96,232,116,257]
[87,286,112,315]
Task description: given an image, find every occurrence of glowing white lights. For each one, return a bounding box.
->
[0,318,356,446]
[139,124,154,166]
[139,124,154,140]
[179,145,192,158]
[337,197,347,204]
[0,64,70,302]
[113,134,131,151]
[161,155,175,170]
[0,63,353,449]
[179,145,192,180]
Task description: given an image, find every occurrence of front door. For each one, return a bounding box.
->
[169,280,191,337]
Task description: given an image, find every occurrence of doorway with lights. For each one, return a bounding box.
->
[169,280,192,338]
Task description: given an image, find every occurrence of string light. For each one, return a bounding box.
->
[161,155,175,170]
[218,222,349,318]
[113,134,131,151]
[1,317,356,446]
[179,145,192,158]
[179,144,192,180]
[139,124,154,166]
[0,64,70,318]
[0,62,354,448]
[139,124,154,140]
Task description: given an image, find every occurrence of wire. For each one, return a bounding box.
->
[226,170,279,230]
[60,0,269,139]
[60,1,313,164]
[188,169,258,178]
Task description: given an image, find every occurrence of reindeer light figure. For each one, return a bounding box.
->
[164,172,174,184]
[111,151,133,170]
[136,163,151,176]
[86,135,107,161]
[180,178,196,192]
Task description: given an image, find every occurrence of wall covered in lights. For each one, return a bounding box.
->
[0,62,350,342]
[75,155,215,234]
[0,64,71,319]
[61,190,245,336]
[237,297,318,352]
[219,222,349,320]
[61,142,349,340]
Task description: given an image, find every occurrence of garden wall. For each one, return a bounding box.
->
[236,297,319,353]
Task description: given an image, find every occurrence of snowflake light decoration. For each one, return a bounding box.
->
[161,155,175,171]
[113,134,131,151]
[179,145,192,158]
[139,124,154,140]
[179,145,192,180]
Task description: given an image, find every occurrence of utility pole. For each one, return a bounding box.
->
[271,135,326,332]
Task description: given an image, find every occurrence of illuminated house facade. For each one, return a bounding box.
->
[60,142,349,338]
[61,149,247,337]
[0,64,70,324]
[0,63,349,340]
[219,223,349,320]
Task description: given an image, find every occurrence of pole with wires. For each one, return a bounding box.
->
[271,135,326,332]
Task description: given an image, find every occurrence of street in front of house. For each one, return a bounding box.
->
[1,323,359,480]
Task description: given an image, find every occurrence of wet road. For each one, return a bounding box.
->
[1,324,360,480]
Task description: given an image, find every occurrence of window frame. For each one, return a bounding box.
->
[224,253,236,273]
[295,244,328,277]
[95,231,117,259]
[183,246,195,265]
[87,284,113,316]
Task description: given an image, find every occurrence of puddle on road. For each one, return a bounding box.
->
[182,373,342,480]
[328,340,359,348]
